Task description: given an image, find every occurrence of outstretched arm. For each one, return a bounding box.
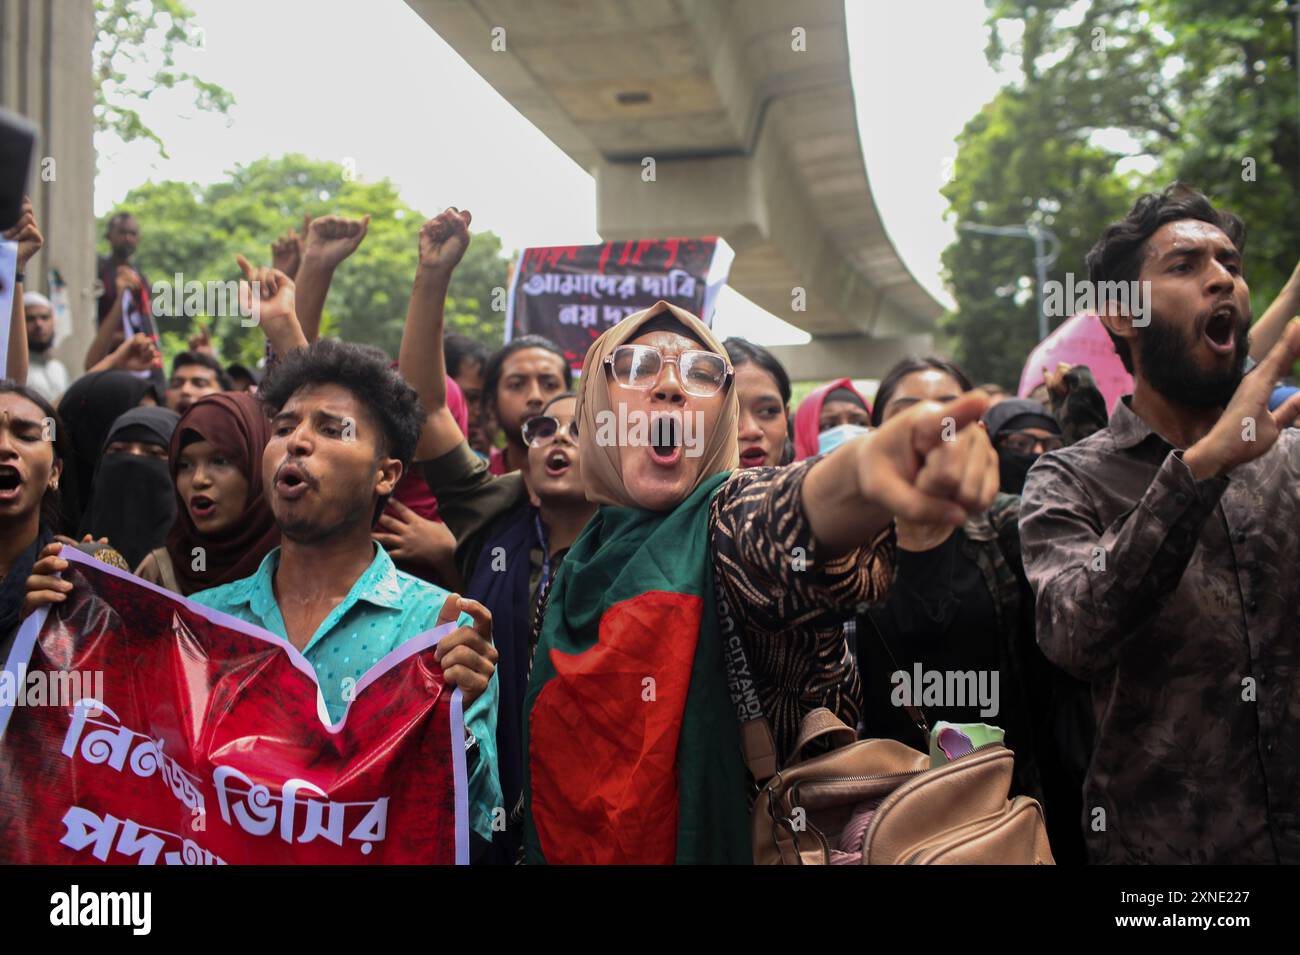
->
[801,390,999,555]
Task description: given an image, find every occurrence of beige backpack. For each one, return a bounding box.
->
[746,707,1055,865]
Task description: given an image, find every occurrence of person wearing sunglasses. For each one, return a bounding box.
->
[520,299,1000,865]
[398,207,596,863]
[982,398,1065,495]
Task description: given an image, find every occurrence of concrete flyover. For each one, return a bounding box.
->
[405,0,943,379]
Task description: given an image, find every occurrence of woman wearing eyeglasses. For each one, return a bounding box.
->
[397,207,597,864]
[983,398,1064,495]
[853,356,1087,865]
[521,305,1001,864]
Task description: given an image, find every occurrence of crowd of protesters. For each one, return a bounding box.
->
[3,180,1300,864]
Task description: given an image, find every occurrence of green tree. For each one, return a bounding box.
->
[941,88,1136,387]
[1146,0,1300,298]
[100,154,510,369]
[94,0,234,158]
[942,0,1299,387]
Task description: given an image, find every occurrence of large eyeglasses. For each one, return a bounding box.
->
[999,431,1063,455]
[604,344,732,397]
[521,414,579,448]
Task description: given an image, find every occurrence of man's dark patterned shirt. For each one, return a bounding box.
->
[1020,397,1300,864]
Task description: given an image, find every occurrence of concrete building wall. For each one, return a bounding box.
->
[0,0,96,382]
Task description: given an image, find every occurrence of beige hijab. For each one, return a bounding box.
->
[576,300,738,509]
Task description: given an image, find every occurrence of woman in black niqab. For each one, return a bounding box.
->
[79,405,179,570]
[56,370,159,525]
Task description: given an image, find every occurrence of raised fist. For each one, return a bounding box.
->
[302,214,370,269]
[1043,362,1073,399]
[417,207,472,274]
[112,333,162,372]
[3,196,44,269]
[114,264,142,295]
[271,228,303,279]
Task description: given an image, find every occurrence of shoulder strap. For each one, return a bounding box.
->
[788,707,858,761]
[859,611,931,746]
[713,571,779,784]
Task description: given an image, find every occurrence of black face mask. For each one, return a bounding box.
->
[997,447,1039,496]
[80,453,176,570]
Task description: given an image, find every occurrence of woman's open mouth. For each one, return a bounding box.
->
[649,415,683,466]
[189,494,217,520]
[739,446,767,468]
[0,464,23,503]
[544,448,571,477]
[1203,305,1238,356]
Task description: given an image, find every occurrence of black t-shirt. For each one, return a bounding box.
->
[856,528,1001,747]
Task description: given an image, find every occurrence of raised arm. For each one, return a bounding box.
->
[401,207,472,462]
[87,332,163,376]
[294,214,369,344]
[83,264,138,370]
[235,254,308,357]
[1023,320,1300,679]
[270,226,303,281]
[1045,362,1109,445]
[1248,259,1300,362]
[3,196,44,383]
[6,284,24,385]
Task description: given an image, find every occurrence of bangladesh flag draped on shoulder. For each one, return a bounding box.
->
[522,472,750,864]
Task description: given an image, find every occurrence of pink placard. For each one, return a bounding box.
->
[1018,313,1133,414]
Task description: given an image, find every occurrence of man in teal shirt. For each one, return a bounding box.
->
[188,337,501,848]
[189,541,501,843]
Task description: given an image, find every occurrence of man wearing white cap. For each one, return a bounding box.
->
[22,291,67,403]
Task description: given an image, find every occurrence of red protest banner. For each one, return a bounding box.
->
[0,548,468,864]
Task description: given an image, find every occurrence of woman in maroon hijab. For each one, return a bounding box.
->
[135,392,279,595]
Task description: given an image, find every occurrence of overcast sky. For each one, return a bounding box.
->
[94,0,1007,346]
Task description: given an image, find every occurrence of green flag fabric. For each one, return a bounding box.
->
[522,472,751,864]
